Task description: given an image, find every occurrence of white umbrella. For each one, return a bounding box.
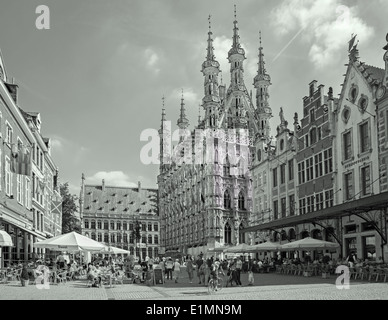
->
[246,241,282,252]
[280,237,340,251]
[100,246,131,255]
[224,243,252,253]
[33,231,106,252]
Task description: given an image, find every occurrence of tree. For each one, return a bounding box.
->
[60,183,81,234]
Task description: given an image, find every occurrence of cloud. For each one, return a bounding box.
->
[85,171,137,188]
[270,0,374,69]
[144,48,160,74]
[50,138,63,151]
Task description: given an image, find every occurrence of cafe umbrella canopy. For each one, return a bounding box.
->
[224,243,252,254]
[33,231,106,253]
[246,241,282,252]
[280,237,340,251]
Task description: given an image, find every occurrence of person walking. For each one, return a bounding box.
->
[165,258,173,280]
[198,262,206,285]
[173,259,181,283]
[235,257,242,287]
[186,256,194,284]
[196,255,204,284]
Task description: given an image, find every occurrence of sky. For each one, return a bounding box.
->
[0,0,387,196]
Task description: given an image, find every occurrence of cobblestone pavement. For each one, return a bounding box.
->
[0,272,387,300]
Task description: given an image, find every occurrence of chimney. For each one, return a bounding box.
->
[138,181,141,192]
[102,179,105,192]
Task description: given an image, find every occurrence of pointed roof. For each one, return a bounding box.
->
[228,5,245,58]
[202,15,220,71]
[254,31,271,84]
[177,90,189,130]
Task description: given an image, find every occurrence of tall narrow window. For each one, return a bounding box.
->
[273,168,278,188]
[17,174,23,204]
[298,162,305,184]
[25,177,31,209]
[224,223,232,244]
[5,157,12,196]
[344,172,354,201]
[306,158,314,181]
[288,160,294,181]
[359,121,370,154]
[315,153,323,178]
[281,197,286,218]
[289,195,295,216]
[343,131,352,161]
[361,165,371,196]
[273,200,278,220]
[324,148,333,174]
[280,164,286,184]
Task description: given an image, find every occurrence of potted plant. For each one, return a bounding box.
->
[20,265,30,286]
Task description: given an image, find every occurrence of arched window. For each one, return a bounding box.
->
[224,222,232,244]
[84,220,89,229]
[117,233,122,243]
[91,233,96,240]
[238,192,245,210]
[239,224,245,244]
[148,247,153,258]
[154,235,159,244]
[104,233,109,243]
[148,235,153,244]
[224,190,231,209]
[97,233,102,242]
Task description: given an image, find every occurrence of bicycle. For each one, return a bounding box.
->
[207,275,224,294]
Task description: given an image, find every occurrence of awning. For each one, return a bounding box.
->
[243,192,388,233]
[0,230,13,247]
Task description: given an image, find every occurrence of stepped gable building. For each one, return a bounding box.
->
[334,35,387,260]
[80,177,159,260]
[0,49,61,268]
[244,34,388,262]
[158,9,275,258]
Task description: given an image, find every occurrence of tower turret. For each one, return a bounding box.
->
[201,15,221,128]
[254,32,272,139]
[177,90,189,142]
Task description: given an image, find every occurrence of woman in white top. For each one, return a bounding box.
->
[173,259,181,283]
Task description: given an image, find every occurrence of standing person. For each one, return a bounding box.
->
[195,255,204,284]
[198,262,206,286]
[165,258,173,280]
[186,256,194,284]
[173,259,181,283]
[235,257,242,287]
[247,259,254,286]
[57,253,65,269]
[206,256,213,285]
